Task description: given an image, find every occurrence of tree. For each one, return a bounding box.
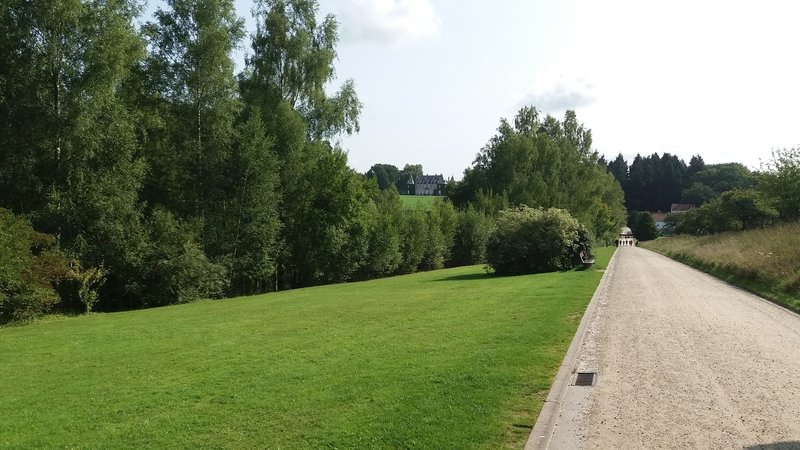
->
[623,153,688,212]
[240,0,368,289]
[760,147,800,220]
[366,163,401,191]
[672,189,777,236]
[361,185,403,277]
[450,207,494,266]
[397,164,424,194]
[398,209,427,273]
[137,209,227,307]
[683,163,755,203]
[0,0,157,310]
[681,182,717,206]
[631,211,659,241]
[450,107,625,244]
[718,189,778,230]
[687,154,706,178]
[607,153,629,194]
[140,0,285,300]
[143,0,244,228]
[241,0,361,140]
[224,113,281,294]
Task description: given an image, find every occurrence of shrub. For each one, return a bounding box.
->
[138,209,228,307]
[0,209,69,322]
[486,206,591,275]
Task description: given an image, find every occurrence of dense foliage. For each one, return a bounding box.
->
[760,147,800,221]
[631,211,659,241]
[673,189,778,235]
[449,206,494,266]
[0,209,69,322]
[0,0,636,321]
[606,149,800,237]
[486,207,591,275]
[606,153,757,214]
[450,108,626,245]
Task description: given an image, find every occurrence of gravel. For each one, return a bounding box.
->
[548,247,800,449]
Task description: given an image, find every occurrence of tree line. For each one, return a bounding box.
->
[0,0,629,322]
[0,0,492,322]
[605,149,800,235]
[0,0,398,320]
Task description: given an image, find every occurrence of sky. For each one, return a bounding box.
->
[153,0,800,178]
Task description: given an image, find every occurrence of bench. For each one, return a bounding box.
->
[579,251,595,268]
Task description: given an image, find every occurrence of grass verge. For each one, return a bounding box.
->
[1,248,614,449]
[642,223,800,312]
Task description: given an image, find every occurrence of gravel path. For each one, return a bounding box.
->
[547,247,800,449]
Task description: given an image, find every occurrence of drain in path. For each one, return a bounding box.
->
[574,372,597,386]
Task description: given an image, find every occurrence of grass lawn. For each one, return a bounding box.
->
[1,248,614,449]
[399,195,444,209]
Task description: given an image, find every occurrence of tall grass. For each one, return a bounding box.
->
[643,222,800,311]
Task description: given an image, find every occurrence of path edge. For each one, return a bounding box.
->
[524,248,618,450]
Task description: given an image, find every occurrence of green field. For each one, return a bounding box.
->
[399,195,444,209]
[1,248,614,448]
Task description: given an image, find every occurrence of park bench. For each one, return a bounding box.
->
[579,251,595,269]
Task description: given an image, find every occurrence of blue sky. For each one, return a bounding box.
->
[151,0,800,178]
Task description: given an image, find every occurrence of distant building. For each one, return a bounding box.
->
[407,174,447,195]
[651,212,669,231]
[670,203,696,214]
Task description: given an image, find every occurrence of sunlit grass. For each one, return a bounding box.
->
[399,195,444,209]
[0,248,613,448]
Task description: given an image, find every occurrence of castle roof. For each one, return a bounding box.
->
[415,174,445,185]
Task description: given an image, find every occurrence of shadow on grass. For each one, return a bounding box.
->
[432,272,495,282]
[432,267,587,282]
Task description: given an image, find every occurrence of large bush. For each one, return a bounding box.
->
[486,206,591,275]
[0,209,68,322]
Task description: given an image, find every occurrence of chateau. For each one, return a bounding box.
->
[407,174,447,196]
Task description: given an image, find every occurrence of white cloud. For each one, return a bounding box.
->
[519,76,597,115]
[334,0,440,44]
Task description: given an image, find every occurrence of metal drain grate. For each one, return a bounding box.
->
[574,372,597,386]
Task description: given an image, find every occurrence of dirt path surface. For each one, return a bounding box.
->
[547,247,800,449]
